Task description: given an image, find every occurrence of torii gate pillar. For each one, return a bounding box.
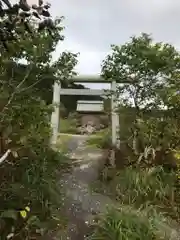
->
[111,80,120,149]
[50,81,61,145]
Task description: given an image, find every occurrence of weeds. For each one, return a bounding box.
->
[109,167,175,206]
[88,205,179,240]
[89,166,180,239]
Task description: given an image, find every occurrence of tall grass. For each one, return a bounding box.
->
[107,167,175,207]
[89,166,180,239]
[88,205,179,240]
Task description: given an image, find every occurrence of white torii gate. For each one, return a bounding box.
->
[50,75,120,147]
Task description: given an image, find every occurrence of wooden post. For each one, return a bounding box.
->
[50,81,61,145]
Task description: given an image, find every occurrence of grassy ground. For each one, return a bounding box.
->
[59,118,77,134]
[56,134,73,153]
[86,128,111,148]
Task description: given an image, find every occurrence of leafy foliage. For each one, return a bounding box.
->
[0,145,70,238]
[89,34,180,239]
[102,33,180,110]
[0,0,57,51]
[0,7,77,238]
[102,33,180,167]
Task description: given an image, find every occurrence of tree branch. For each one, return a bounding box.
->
[0,149,11,164]
[19,78,42,93]
[0,65,33,117]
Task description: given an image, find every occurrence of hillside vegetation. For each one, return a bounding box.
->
[88,34,180,240]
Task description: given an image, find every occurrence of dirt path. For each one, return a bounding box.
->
[53,134,114,239]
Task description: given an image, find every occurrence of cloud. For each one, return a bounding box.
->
[27,0,38,4]
[53,40,109,89]
[49,0,180,77]
[53,40,107,74]
[52,0,180,48]
[13,0,180,79]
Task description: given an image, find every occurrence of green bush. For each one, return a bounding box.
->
[0,95,71,238]
[0,7,77,238]
[0,140,70,238]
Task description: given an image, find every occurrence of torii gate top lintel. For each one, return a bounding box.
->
[71,75,110,83]
[70,74,132,84]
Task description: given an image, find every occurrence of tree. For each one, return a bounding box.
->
[0,0,56,50]
[102,33,180,112]
[0,14,77,145]
[0,8,78,238]
[102,33,180,165]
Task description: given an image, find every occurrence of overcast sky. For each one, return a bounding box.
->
[28,0,180,88]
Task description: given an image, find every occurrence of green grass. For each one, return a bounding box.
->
[59,118,77,134]
[107,167,175,207]
[87,128,111,148]
[91,167,176,210]
[56,134,72,153]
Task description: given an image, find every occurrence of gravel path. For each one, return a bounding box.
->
[53,134,114,240]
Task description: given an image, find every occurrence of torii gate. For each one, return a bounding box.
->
[50,75,120,147]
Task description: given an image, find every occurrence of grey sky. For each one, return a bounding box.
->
[51,0,180,74]
[29,0,180,88]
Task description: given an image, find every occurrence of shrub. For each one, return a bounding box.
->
[0,4,77,238]
[0,95,71,238]
[0,141,70,238]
